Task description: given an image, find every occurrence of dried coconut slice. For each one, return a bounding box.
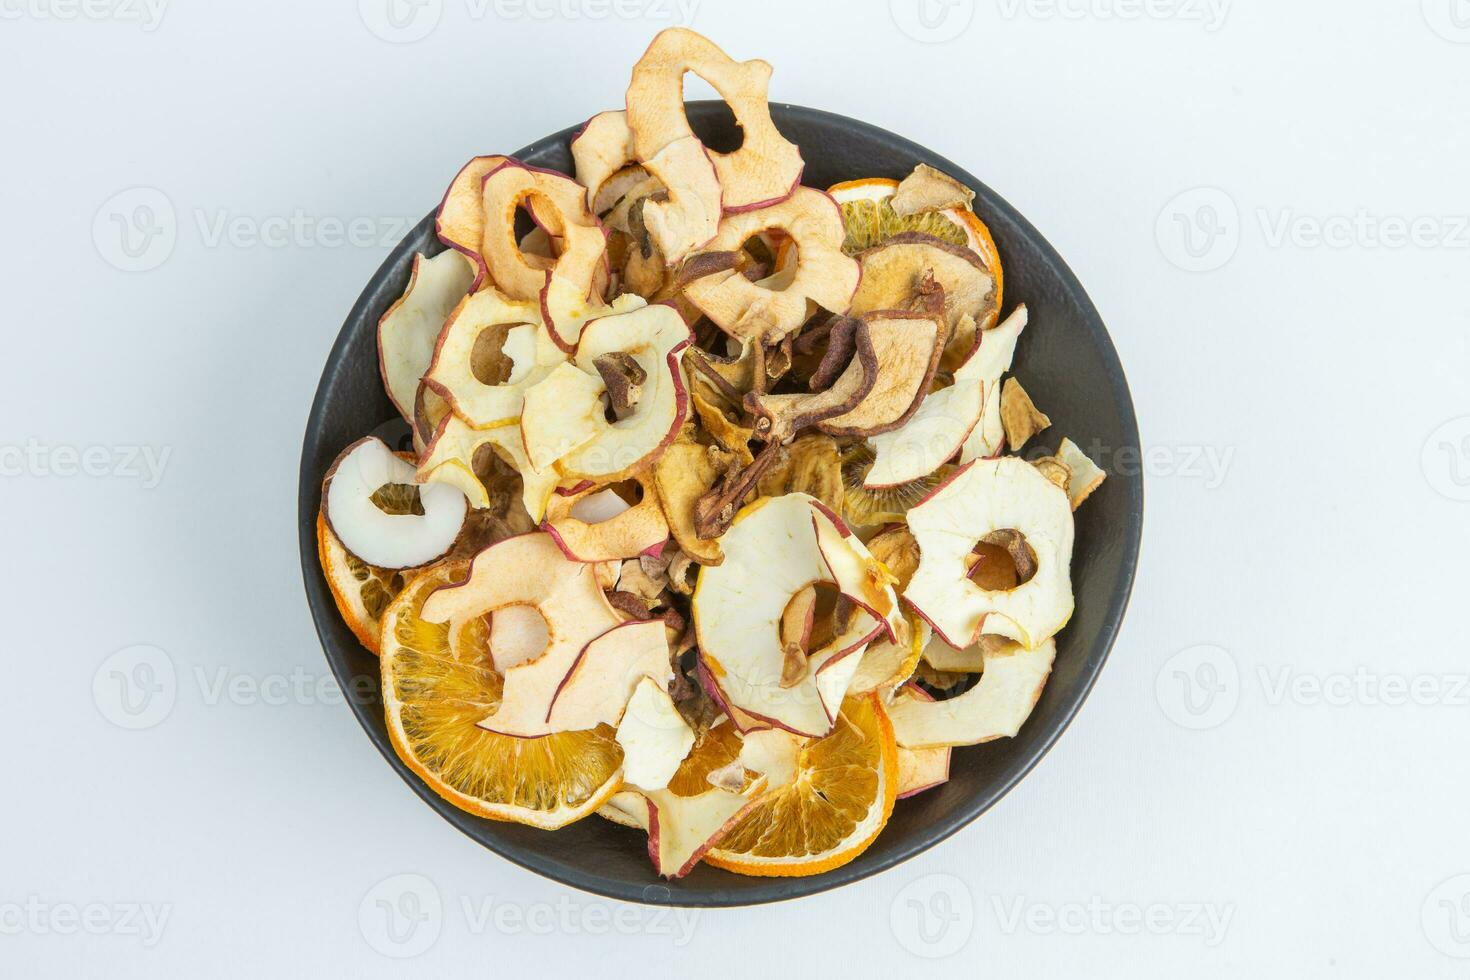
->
[419,532,624,738]
[616,675,696,791]
[420,289,555,428]
[893,684,952,798]
[904,457,1075,651]
[553,303,691,482]
[692,494,898,736]
[378,250,475,424]
[323,437,467,569]
[1055,437,1107,510]
[571,110,638,210]
[436,154,510,290]
[627,28,802,238]
[542,476,669,562]
[682,188,859,344]
[889,638,1055,749]
[417,414,559,522]
[481,162,607,341]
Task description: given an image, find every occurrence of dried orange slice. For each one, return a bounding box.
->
[379,560,624,829]
[315,502,413,655]
[703,693,898,877]
[828,176,1003,316]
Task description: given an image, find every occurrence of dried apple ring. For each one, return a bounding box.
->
[681,188,859,344]
[480,162,607,337]
[628,28,803,213]
[542,476,670,563]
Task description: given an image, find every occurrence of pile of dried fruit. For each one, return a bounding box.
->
[316,28,1105,879]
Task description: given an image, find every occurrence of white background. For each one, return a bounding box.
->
[3,0,1468,975]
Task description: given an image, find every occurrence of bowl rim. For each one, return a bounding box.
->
[298,101,1143,908]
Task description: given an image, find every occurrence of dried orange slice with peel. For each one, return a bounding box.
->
[316,495,416,655]
[703,692,898,877]
[379,560,624,829]
[828,176,1003,315]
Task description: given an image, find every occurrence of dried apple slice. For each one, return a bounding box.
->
[651,441,729,565]
[817,310,944,437]
[1054,437,1107,510]
[616,676,696,791]
[682,189,859,344]
[957,305,1029,463]
[892,684,952,798]
[542,476,669,562]
[847,611,928,698]
[436,154,510,290]
[692,495,898,736]
[378,250,475,424]
[481,161,607,341]
[850,231,996,341]
[417,414,559,522]
[519,362,606,472]
[571,110,638,210]
[904,456,1075,651]
[628,28,802,212]
[1000,377,1051,451]
[888,638,1055,749]
[544,619,675,732]
[420,289,555,428]
[641,776,769,878]
[323,437,467,569]
[552,303,691,482]
[890,164,976,218]
[418,532,624,738]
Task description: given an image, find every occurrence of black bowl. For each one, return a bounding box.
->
[298,102,1142,907]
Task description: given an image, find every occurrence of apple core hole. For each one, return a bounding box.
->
[487,603,551,671]
[967,531,1037,592]
[470,323,519,386]
[682,75,743,153]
